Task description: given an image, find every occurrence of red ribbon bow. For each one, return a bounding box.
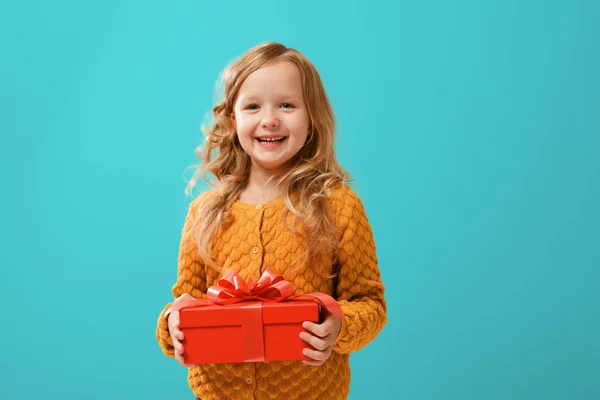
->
[206,268,295,304]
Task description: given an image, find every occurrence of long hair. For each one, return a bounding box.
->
[185,42,351,277]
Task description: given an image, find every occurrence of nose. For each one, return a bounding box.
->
[261,112,280,129]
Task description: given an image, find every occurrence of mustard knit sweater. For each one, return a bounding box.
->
[156,184,387,400]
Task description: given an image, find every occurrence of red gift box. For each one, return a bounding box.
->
[169,269,342,365]
[179,300,319,364]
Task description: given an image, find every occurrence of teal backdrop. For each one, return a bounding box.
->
[1,1,598,399]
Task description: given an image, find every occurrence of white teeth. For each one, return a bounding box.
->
[258,137,285,142]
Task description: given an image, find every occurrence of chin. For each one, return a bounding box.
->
[253,158,293,172]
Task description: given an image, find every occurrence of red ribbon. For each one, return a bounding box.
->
[207,268,296,304]
[169,268,343,362]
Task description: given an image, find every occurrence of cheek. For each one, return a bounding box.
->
[290,113,310,135]
[234,116,255,137]
[296,118,310,135]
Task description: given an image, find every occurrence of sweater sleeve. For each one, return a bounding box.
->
[156,196,209,358]
[332,193,388,354]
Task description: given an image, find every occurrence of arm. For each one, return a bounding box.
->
[333,194,388,354]
[156,196,208,358]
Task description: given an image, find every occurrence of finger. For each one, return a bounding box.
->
[302,359,324,366]
[302,321,328,338]
[299,332,329,351]
[174,349,197,368]
[175,293,195,303]
[172,338,184,355]
[167,312,180,332]
[302,348,327,361]
[172,328,184,342]
[170,327,183,342]
[175,350,185,365]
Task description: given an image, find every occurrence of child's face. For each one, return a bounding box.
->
[232,61,310,175]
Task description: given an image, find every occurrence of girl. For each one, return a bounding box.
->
[156,42,387,400]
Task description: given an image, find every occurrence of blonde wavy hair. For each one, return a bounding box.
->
[185,42,351,277]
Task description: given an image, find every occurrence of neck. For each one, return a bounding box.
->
[246,163,287,202]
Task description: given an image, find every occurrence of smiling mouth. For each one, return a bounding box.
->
[256,137,287,143]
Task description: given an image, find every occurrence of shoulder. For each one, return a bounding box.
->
[327,182,364,210]
[187,187,221,215]
[326,182,370,229]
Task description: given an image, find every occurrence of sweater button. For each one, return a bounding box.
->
[246,377,252,384]
[252,247,259,254]
[255,204,262,210]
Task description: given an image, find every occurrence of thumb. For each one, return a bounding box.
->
[319,306,332,323]
[175,293,195,303]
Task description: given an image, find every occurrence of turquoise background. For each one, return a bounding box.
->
[1,0,599,399]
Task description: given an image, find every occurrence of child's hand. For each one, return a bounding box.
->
[167,293,197,368]
[299,308,342,366]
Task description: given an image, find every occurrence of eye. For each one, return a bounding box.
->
[281,103,294,109]
[246,104,259,110]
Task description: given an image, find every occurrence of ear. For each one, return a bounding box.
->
[230,112,236,129]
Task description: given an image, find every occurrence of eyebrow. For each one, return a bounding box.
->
[238,93,303,102]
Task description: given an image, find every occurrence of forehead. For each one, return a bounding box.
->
[237,61,303,98]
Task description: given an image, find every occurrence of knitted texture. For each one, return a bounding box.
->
[156,184,387,400]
